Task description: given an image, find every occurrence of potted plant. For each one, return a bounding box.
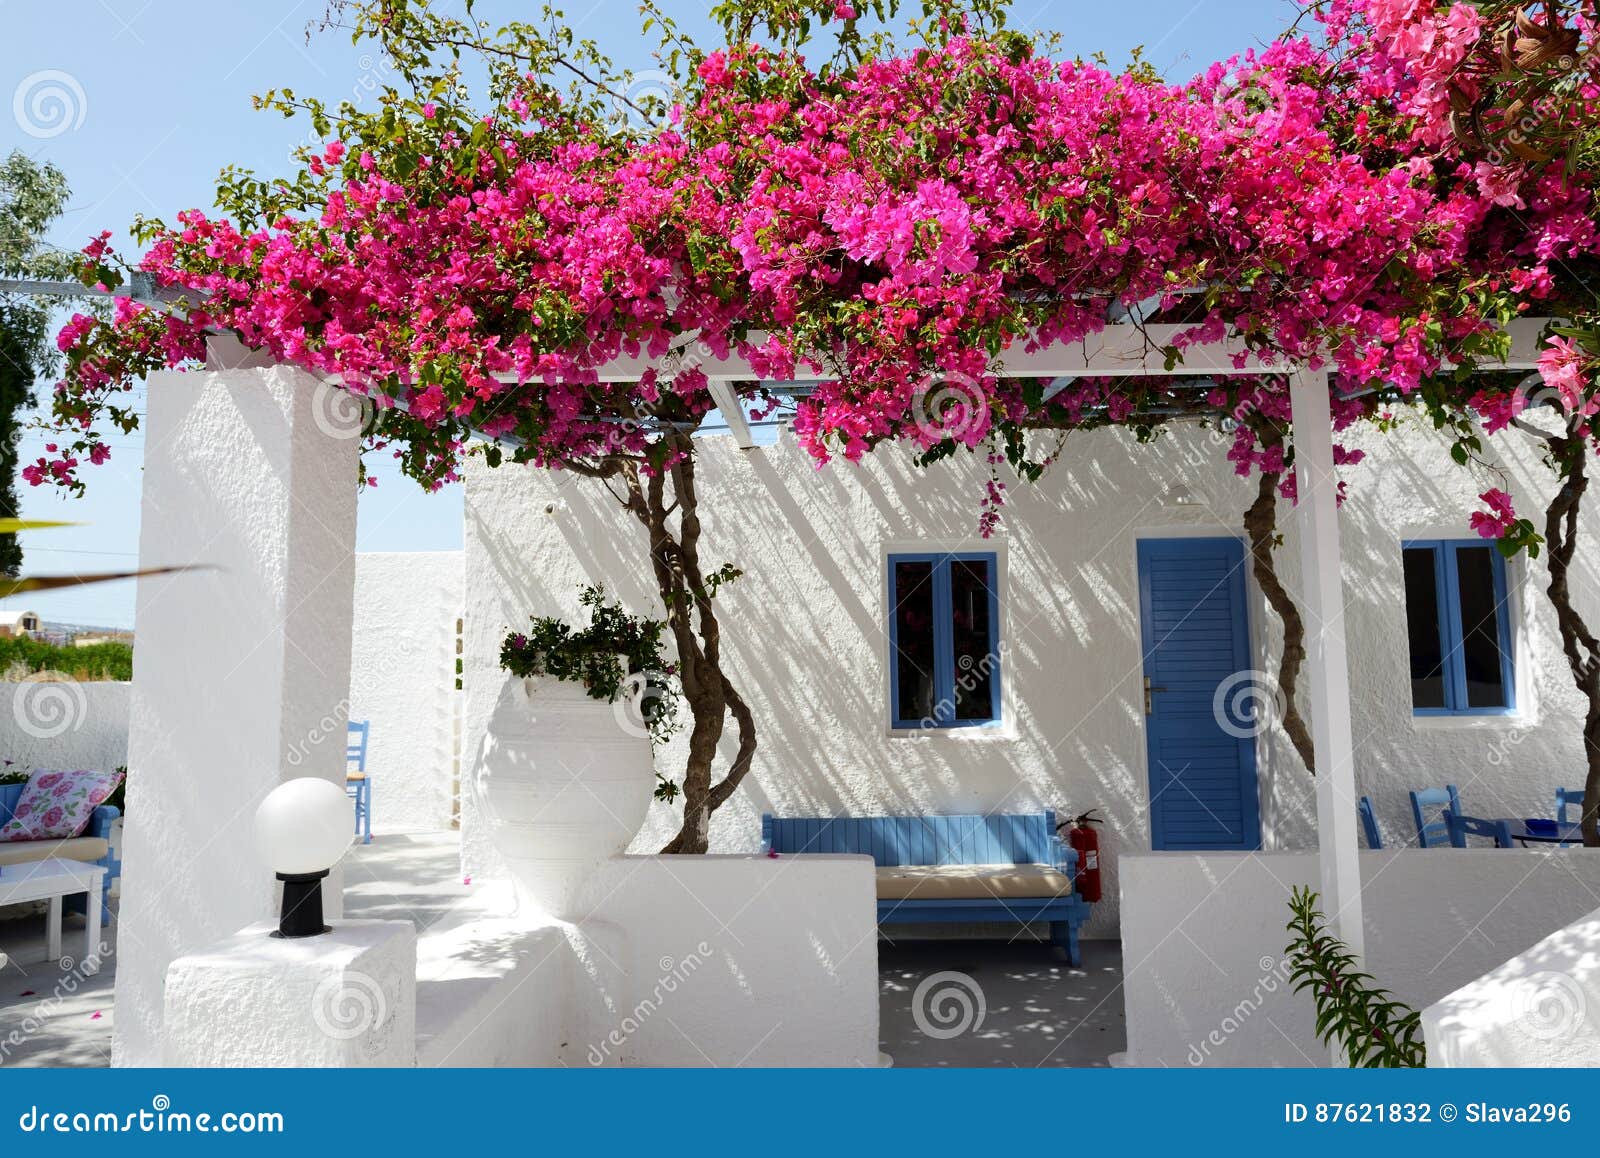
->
[478,586,681,918]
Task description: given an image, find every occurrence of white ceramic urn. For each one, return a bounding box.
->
[477,671,655,918]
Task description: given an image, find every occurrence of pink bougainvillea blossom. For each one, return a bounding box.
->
[1470,488,1519,539]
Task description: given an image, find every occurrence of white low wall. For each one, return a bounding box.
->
[0,680,129,776]
[417,854,879,1067]
[1120,849,1600,1066]
[349,552,463,833]
[1424,905,1600,1066]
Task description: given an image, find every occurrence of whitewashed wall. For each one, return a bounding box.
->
[462,412,1600,934]
[349,552,463,833]
[417,854,878,1067]
[1120,850,1600,1066]
[0,680,129,774]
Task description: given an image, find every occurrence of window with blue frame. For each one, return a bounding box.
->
[1401,540,1515,715]
[887,552,1001,728]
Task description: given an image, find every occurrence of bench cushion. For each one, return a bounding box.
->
[875,863,1073,901]
[0,836,109,867]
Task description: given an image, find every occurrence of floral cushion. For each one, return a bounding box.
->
[0,768,123,843]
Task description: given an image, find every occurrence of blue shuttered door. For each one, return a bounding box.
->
[1137,538,1261,851]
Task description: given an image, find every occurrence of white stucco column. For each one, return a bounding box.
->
[112,339,360,1065]
[1289,369,1365,1011]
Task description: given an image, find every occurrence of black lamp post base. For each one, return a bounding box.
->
[273,870,332,938]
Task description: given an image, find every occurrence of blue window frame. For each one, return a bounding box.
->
[887,552,1001,729]
[1401,539,1515,716]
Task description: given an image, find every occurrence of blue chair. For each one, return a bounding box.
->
[1443,809,1514,849]
[347,720,372,844]
[1409,785,1462,848]
[1558,787,1584,826]
[1358,796,1382,850]
[1556,787,1585,848]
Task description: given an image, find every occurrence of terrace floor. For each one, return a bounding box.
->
[0,832,1125,1067]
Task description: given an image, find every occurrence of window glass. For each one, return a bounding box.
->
[1402,541,1512,714]
[1455,546,1508,709]
[892,560,936,724]
[949,559,995,721]
[1403,547,1447,710]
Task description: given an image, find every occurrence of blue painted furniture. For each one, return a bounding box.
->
[761,810,1092,965]
[1135,538,1261,851]
[0,782,119,925]
[1409,784,1462,848]
[1501,818,1583,845]
[1557,788,1585,827]
[347,720,372,844]
[1443,809,1514,849]
[1358,796,1382,850]
[1557,788,1584,847]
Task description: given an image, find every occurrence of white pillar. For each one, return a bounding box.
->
[112,339,359,1065]
[1289,368,1365,1056]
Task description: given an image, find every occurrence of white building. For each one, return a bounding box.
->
[460,409,1595,937]
[0,610,42,637]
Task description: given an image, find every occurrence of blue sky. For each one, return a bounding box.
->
[3,0,1297,627]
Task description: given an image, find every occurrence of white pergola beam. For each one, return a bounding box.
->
[1289,366,1366,1067]
[571,318,1550,383]
[707,379,756,448]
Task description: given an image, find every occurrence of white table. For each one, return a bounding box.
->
[0,857,106,970]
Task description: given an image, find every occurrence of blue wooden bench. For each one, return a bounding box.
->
[762,810,1093,965]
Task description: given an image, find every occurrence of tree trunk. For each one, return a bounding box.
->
[1541,437,1600,847]
[596,440,758,854]
[1243,468,1317,775]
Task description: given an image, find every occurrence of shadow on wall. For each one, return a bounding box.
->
[462,413,1600,918]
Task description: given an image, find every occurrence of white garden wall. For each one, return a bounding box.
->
[1424,903,1600,1066]
[461,412,1600,936]
[415,854,878,1067]
[0,680,129,775]
[1119,850,1600,1066]
[349,552,464,833]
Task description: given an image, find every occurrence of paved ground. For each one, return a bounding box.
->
[880,938,1125,1067]
[0,833,1125,1067]
[0,903,119,1067]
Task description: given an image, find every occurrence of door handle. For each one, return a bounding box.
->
[1144,676,1168,715]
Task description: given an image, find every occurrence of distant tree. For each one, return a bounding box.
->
[0,153,77,575]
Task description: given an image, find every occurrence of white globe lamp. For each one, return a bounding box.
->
[255,777,354,938]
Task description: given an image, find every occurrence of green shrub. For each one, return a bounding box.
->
[1286,886,1425,1067]
[0,636,131,681]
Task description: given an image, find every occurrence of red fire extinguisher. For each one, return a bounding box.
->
[1060,810,1103,902]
